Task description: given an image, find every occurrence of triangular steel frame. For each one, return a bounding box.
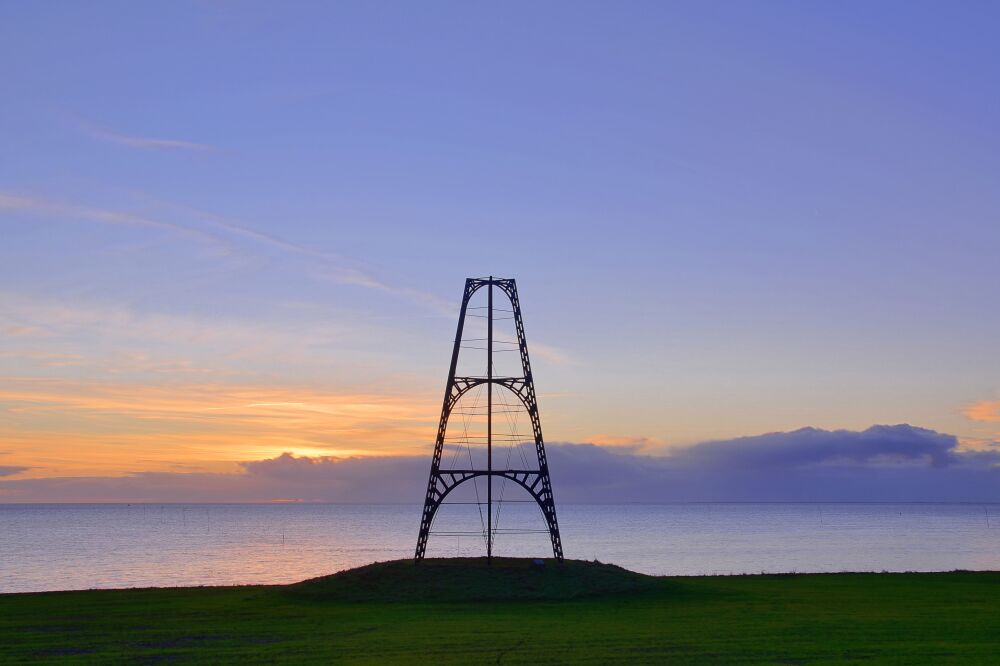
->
[414,277,564,562]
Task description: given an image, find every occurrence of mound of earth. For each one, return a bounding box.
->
[284,557,656,602]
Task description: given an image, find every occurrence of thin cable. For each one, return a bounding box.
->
[445,383,486,542]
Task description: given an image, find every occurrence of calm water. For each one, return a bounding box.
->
[2,503,999,593]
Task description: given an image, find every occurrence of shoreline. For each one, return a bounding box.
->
[5,563,1000,597]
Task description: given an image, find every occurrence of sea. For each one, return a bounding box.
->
[2,503,998,594]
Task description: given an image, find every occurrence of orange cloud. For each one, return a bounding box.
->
[962,400,1000,423]
[957,437,1000,453]
[587,434,664,451]
[0,350,83,366]
[2,325,48,337]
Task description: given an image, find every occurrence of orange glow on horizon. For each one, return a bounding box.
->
[0,378,439,478]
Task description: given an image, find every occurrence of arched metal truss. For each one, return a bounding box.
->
[415,277,563,562]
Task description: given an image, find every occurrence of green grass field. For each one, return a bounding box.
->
[2,558,998,664]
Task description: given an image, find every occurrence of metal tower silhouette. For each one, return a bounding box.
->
[415,277,563,563]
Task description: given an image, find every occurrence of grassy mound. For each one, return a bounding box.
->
[285,557,657,602]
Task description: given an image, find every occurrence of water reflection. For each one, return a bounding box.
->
[1,503,998,593]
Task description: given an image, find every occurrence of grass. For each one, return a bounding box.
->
[1,558,999,664]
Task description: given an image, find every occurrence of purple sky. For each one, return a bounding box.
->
[1,2,999,500]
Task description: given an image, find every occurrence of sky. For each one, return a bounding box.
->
[1,1,999,502]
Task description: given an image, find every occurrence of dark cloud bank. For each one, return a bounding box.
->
[2,425,998,503]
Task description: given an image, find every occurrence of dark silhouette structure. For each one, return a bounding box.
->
[415,277,564,563]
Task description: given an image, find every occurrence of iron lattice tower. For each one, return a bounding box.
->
[415,277,564,562]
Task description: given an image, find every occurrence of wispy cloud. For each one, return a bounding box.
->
[528,340,575,366]
[2,188,564,344]
[0,192,228,249]
[2,325,48,338]
[0,288,388,378]
[587,434,662,451]
[958,437,1000,453]
[147,198,457,315]
[78,118,214,152]
[2,189,456,315]
[0,350,83,367]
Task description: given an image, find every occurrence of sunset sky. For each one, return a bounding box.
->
[2,1,999,501]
